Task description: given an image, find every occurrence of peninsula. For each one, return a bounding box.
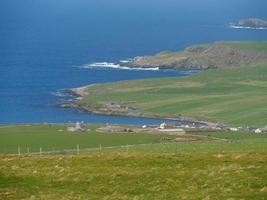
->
[64,41,267,127]
[118,41,267,70]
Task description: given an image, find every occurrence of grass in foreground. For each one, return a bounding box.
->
[78,63,267,127]
[1,152,267,200]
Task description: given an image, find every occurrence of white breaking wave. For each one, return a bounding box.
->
[79,62,159,71]
[50,90,72,99]
[119,59,131,63]
[51,91,68,97]
[229,25,267,30]
[89,62,120,68]
[51,90,74,98]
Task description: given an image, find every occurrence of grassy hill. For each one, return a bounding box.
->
[72,63,267,127]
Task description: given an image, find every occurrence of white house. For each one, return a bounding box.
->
[159,123,167,129]
[75,122,81,130]
[230,127,238,132]
[254,129,262,133]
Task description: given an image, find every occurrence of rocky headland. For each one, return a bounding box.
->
[118,42,267,70]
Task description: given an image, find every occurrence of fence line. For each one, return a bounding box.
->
[1,138,232,156]
[40,143,161,155]
[19,143,157,156]
[6,140,226,156]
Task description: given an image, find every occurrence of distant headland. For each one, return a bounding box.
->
[231,18,267,29]
[117,41,267,70]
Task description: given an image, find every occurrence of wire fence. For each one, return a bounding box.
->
[1,139,234,156]
[5,142,172,156]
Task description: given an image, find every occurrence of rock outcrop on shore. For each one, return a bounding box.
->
[233,18,267,28]
[119,42,267,70]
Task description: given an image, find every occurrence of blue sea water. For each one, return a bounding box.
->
[1,0,267,125]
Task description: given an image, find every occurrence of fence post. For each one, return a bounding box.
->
[77,144,80,155]
[39,147,42,156]
[18,146,21,156]
[99,144,102,152]
[27,147,30,154]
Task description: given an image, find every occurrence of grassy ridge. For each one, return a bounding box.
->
[78,64,267,127]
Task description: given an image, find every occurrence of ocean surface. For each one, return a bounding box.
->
[1,0,267,125]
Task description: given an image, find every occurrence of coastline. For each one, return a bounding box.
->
[58,41,267,129]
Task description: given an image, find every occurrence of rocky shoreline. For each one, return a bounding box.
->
[60,87,224,130]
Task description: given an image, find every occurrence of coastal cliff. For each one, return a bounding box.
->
[119,42,267,70]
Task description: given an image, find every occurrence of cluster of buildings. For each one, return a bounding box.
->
[150,121,223,132]
[229,127,267,133]
[65,120,266,134]
[151,122,267,134]
[67,121,86,132]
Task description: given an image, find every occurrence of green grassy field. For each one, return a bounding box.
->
[1,152,267,200]
[0,125,175,154]
[77,63,267,127]
[110,130,267,154]
[1,125,267,154]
